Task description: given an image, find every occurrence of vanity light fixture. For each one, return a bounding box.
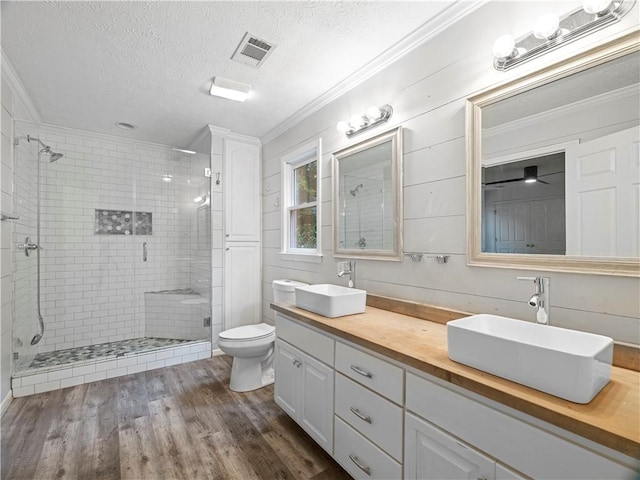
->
[210,77,252,102]
[336,104,393,138]
[161,174,173,183]
[492,0,635,71]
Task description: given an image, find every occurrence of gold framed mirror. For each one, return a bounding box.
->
[332,127,403,261]
[467,31,640,276]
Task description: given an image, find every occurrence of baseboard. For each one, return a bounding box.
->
[1,390,13,418]
[211,348,225,357]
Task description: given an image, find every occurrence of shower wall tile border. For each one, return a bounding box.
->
[11,341,211,397]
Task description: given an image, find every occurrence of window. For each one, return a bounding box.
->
[281,139,321,260]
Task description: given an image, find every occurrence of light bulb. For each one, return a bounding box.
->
[350,115,366,129]
[583,0,613,14]
[366,106,382,120]
[336,121,350,133]
[533,13,561,40]
[492,34,517,60]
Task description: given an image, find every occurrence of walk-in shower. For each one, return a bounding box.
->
[11,126,212,392]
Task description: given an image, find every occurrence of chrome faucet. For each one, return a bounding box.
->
[517,276,550,325]
[338,261,356,288]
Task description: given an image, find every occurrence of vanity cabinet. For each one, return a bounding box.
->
[273,312,638,480]
[274,314,334,454]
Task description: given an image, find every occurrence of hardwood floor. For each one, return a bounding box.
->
[1,356,352,480]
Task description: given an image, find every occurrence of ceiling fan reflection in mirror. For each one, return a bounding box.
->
[483,165,549,186]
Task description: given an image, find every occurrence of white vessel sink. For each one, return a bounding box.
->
[295,284,366,318]
[447,314,613,403]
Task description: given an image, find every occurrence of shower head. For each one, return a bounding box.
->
[26,135,64,162]
[350,184,363,196]
[49,152,63,162]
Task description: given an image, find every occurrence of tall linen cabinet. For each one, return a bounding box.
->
[211,126,262,334]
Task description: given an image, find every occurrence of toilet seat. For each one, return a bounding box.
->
[218,323,275,342]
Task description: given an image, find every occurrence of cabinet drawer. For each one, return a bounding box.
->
[335,341,403,404]
[334,416,402,480]
[335,373,403,461]
[275,313,334,366]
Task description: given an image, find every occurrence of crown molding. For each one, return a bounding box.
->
[260,0,488,145]
[209,124,261,145]
[1,49,43,124]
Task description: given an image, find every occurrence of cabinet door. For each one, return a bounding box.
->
[224,139,260,242]
[300,352,334,454]
[274,340,301,419]
[224,243,260,330]
[405,412,495,480]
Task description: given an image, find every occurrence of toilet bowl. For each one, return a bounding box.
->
[218,279,308,392]
[218,323,276,392]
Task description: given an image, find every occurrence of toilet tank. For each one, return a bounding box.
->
[273,279,308,304]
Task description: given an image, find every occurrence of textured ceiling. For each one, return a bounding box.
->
[2,1,470,147]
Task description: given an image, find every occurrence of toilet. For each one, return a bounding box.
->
[218,279,308,392]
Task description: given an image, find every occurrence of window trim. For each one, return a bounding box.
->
[281,139,322,260]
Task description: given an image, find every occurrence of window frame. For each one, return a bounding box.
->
[281,139,322,261]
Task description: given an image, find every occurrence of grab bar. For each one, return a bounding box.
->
[143,242,147,262]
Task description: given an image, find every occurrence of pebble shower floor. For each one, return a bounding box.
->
[25,337,192,373]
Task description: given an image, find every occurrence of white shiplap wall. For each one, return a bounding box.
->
[261,1,640,345]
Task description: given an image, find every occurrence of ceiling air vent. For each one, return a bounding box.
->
[231,32,276,68]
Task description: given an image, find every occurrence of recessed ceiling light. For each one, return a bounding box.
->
[116,122,136,130]
[172,148,196,155]
[209,77,251,102]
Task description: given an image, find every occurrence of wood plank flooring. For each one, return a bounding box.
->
[1,356,352,480]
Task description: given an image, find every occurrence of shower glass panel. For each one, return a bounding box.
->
[12,125,211,376]
[12,127,39,372]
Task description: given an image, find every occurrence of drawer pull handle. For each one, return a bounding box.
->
[348,454,371,476]
[350,407,372,424]
[350,365,373,378]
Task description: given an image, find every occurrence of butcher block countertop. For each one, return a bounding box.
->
[270,300,640,459]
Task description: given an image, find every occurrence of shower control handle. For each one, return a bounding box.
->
[18,237,40,257]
